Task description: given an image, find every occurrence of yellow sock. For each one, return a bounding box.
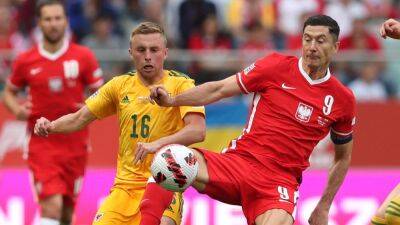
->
[386,196,400,225]
[371,215,388,225]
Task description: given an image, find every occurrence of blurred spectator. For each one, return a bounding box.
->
[143,0,166,25]
[0,4,32,90]
[164,0,184,47]
[179,0,217,48]
[276,0,321,36]
[225,0,275,45]
[187,14,233,83]
[348,62,397,102]
[120,0,145,42]
[13,0,36,35]
[82,15,124,81]
[239,21,275,50]
[363,0,399,19]
[85,0,123,37]
[340,16,381,51]
[324,0,369,38]
[276,0,322,49]
[188,15,232,50]
[67,0,92,42]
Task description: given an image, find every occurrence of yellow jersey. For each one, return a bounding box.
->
[85,70,205,190]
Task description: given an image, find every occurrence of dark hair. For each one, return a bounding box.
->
[35,0,66,18]
[303,15,340,41]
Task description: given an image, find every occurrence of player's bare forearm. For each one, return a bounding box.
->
[134,113,205,164]
[50,106,96,133]
[317,141,352,209]
[3,85,21,115]
[156,113,206,146]
[173,75,241,106]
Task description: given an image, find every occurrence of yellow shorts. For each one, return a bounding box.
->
[92,187,183,225]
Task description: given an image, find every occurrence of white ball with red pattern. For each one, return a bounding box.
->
[151,144,199,192]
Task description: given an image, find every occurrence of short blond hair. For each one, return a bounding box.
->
[130,22,167,46]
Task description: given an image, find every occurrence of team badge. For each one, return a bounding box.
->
[48,77,63,93]
[295,103,313,122]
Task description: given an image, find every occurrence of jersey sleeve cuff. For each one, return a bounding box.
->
[331,128,353,136]
[180,107,206,119]
[84,100,102,119]
[236,72,250,94]
[6,79,23,91]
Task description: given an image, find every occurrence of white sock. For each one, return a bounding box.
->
[40,218,60,225]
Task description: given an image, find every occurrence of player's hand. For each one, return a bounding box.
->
[34,117,53,137]
[134,141,162,164]
[149,85,174,107]
[15,101,32,120]
[380,18,400,39]
[308,207,329,225]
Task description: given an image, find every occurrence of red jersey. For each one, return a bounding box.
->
[7,40,103,140]
[233,53,355,176]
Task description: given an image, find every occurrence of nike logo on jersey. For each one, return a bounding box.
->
[30,67,42,75]
[281,83,296,90]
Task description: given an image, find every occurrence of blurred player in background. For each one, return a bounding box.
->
[34,22,206,225]
[2,0,103,225]
[370,18,400,225]
[148,15,355,225]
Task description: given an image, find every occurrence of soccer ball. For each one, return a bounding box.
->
[151,144,199,192]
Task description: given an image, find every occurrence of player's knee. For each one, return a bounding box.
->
[40,195,63,219]
[386,196,400,225]
[139,198,151,211]
[190,149,208,183]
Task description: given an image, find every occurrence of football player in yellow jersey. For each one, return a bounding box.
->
[370,19,400,225]
[34,22,206,225]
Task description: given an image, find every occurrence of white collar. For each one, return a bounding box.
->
[298,57,331,85]
[38,38,69,61]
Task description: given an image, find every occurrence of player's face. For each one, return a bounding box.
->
[38,4,68,44]
[302,25,339,69]
[129,33,167,80]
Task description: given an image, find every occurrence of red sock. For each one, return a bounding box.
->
[140,182,174,225]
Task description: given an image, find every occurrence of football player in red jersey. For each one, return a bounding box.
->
[370,18,400,225]
[147,15,355,225]
[2,1,103,224]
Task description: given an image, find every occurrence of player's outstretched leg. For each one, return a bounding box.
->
[139,180,174,225]
[140,147,209,225]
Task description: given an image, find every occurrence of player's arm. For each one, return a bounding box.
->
[134,112,206,164]
[34,106,96,136]
[309,140,353,225]
[2,84,31,120]
[150,75,242,107]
